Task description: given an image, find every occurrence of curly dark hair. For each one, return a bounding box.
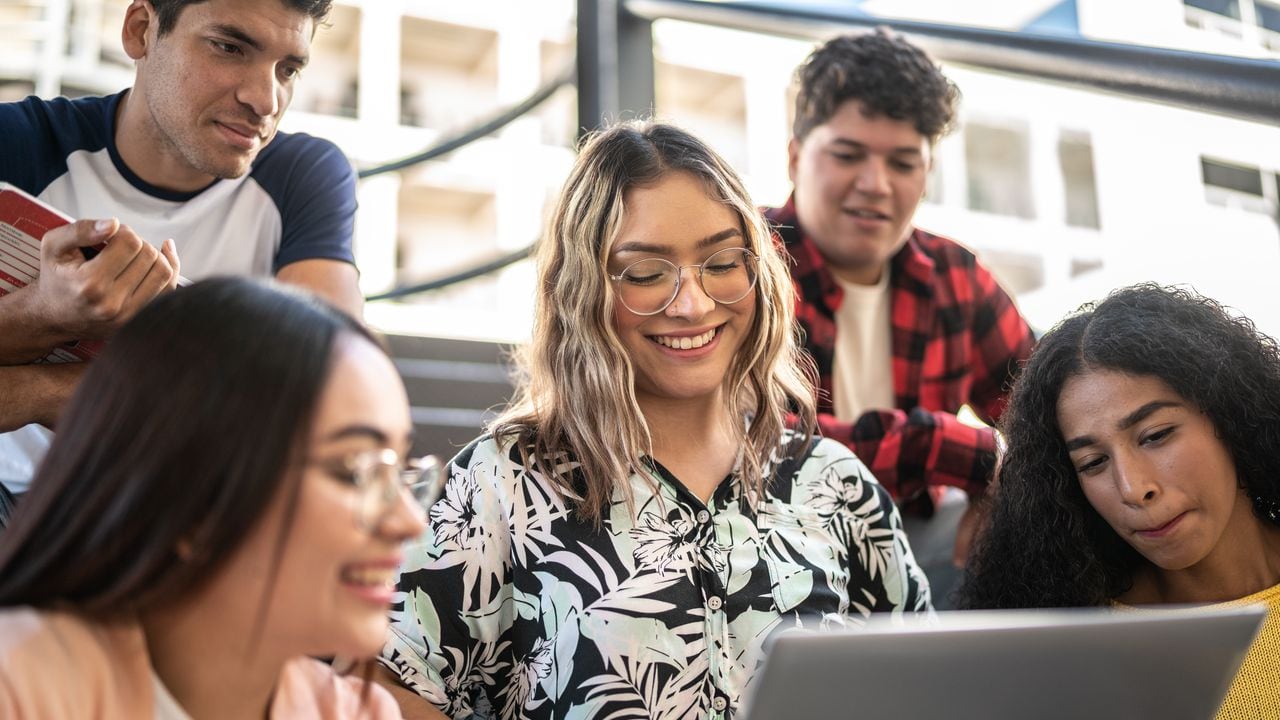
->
[792,27,960,143]
[956,284,1280,609]
[150,0,334,36]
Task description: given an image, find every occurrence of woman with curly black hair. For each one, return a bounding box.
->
[957,283,1280,716]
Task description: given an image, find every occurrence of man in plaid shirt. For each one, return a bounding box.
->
[766,29,1035,605]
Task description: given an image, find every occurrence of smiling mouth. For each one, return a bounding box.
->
[340,565,396,590]
[651,326,717,350]
[845,208,890,221]
[215,121,265,144]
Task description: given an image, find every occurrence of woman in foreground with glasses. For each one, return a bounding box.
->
[377,121,929,720]
[957,284,1280,715]
[0,277,441,718]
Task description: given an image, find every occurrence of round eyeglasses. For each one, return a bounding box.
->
[608,247,759,316]
[322,448,444,531]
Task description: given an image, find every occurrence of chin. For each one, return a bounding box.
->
[334,621,391,659]
[190,148,256,180]
[213,160,255,180]
[643,379,723,402]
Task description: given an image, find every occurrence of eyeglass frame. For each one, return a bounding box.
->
[316,448,444,531]
[607,246,760,316]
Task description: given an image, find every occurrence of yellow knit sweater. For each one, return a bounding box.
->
[1115,583,1280,718]
[1211,583,1280,720]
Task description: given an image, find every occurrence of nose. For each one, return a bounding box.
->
[378,485,429,540]
[854,158,890,197]
[236,64,281,119]
[664,266,716,319]
[1113,454,1159,507]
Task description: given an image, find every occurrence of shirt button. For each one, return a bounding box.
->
[712,697,728,712]
[697,510,711,524]
[707,596,723,611]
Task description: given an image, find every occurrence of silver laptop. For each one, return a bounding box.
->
[741,605,1266,720]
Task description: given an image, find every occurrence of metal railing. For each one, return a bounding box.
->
[595,0,1280,127]
[369,0,1280,303]
[357,64,576,180]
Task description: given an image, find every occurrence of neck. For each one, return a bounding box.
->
[638,391,740,502]
[829,263,885,287]
[115,87,216,193]
[141,602,287,720]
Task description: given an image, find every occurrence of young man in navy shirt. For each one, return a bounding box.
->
[0,0,361,498]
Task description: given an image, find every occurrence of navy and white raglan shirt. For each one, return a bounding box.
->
[0,90,358,494]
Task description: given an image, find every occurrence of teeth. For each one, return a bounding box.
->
[851,209,883,219]
[342,567,395,587]
[653,328,716,350]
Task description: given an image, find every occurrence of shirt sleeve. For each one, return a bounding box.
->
[964,262,1036,425]
[0,100,45,188]
[0,96,110,196]
[815,408,997,512]
[810,439,933,614]
[380,438,516,719]
[250,133,358,272]
[808,254,1031,508]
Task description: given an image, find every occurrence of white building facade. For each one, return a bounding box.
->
[3,0,1278,339]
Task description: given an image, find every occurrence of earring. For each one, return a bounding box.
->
[175,539,197,563]
[1253,495,1280,524]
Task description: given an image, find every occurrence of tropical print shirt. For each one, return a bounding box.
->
[381,430,931,720]
[765,196,1036,516]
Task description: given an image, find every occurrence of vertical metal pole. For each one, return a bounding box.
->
[618,1,656,123]
[577,0,655,140]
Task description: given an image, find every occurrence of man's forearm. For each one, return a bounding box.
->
[0,287,74,364]
[0,363,85,432]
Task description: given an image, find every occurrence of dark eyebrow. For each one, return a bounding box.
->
[1064,435,1095,452]
[830,138,923,157]
[322,425,390,444]
[1064,400,1183,452]
[211,24,310,66]
[1117,400,1182,431]
[613,227,743,255]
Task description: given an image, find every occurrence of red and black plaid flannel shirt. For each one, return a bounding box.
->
[767,197,1035,516]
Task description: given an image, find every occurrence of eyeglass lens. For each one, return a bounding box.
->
[355,453,443,530]
[615,247,757,315]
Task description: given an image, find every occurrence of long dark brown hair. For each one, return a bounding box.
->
[958,284,1280,608]
[0,277,377,617]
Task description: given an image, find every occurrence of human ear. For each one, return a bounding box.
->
[787,137,801,185]
[121,0,158,61]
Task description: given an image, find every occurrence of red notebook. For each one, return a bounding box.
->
[0,182,104,362]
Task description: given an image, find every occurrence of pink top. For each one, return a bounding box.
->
[0,607,401,719]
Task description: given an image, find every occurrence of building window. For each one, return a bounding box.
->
[1260,0,1280,29]
[923,158,944,205]
[964,122,1035,220]
[1058,131,1101,229]
[1203,157,1264,196]
[1185,0,1243,19]
[1201,156,1276,214]
[1185,0,1280,47]
[1258,1,1280,48]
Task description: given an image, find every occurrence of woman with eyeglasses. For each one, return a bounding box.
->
[376,121,929,720]
[0,277,441,718]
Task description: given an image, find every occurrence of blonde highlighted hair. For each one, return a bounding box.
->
[493,121,816,524]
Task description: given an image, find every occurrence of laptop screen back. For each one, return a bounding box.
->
[741,605,1265,720]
